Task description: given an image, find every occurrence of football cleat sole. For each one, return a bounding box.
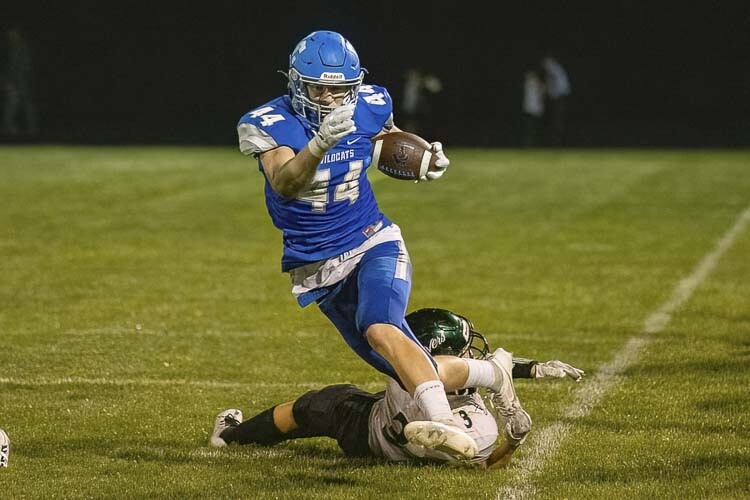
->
[404,421,478,459]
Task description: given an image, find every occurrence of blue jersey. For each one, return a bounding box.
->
[238,85,394,271]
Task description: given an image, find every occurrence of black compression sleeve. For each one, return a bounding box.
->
[512,357,538,379]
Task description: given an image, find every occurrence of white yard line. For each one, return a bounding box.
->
[498,205,750,500]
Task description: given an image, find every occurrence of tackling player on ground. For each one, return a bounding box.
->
[236,30,516,458]
[209,309,584,467]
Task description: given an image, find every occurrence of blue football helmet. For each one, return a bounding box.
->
[287,31,365,127]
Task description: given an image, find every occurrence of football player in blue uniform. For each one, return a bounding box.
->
[236,31,509,458]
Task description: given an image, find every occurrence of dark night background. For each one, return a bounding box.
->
[2,1,749,147]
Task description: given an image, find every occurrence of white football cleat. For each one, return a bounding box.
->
[0,429,9,468]
[404,420,478,459]
[503,407,532,448]
[488,348,532,447]
[209,409,242,448]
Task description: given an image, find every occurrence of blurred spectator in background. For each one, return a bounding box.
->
[3,28,38,138]
[541,55,570,146]
[400,68,442,136]
[522,68,545,147]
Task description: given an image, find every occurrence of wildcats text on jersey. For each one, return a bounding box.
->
[320,149,356,165]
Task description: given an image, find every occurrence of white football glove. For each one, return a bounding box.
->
[308,104,357,157]
[417,141,449,182]
[534,360,585,382]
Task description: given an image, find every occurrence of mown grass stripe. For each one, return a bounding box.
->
[0,377,382,390]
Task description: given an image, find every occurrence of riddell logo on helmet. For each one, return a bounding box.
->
[320,72,345,81]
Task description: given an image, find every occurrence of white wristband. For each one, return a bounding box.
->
[307,135,326,158]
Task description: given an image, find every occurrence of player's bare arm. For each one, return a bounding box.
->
[260,103,356,198]
[484,440,516,470]
[260,145,320,199]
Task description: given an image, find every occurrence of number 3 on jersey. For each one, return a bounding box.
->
[297,160,363,212]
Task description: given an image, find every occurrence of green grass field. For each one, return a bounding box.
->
[1,146,749,498]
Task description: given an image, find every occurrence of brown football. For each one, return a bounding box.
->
[370,131,438,181]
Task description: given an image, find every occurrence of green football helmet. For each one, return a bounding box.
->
[406,308,490,359]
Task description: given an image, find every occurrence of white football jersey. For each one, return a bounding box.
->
[368,379,498,464]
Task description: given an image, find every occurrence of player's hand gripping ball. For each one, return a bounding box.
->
[371,131,449,182]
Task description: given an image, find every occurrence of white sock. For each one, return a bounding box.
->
[463,359,496,389]
[413,380,454,422]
